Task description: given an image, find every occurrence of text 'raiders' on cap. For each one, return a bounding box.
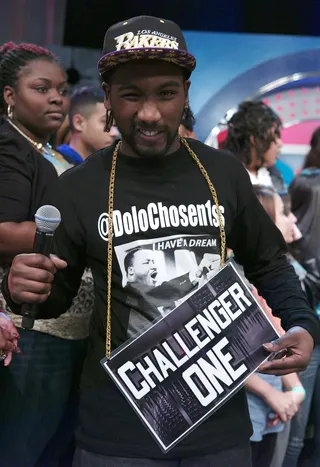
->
[98,15,196,77]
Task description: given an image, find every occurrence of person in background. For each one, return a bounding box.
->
[223,101,286,192]
[212,104,294,189]
[0,42,92,467]
[302,127,320,170]
[57,86,118,164]
[282,168,320,467]
[178,106,197,139]
[289,169,320,309]
[244,185,305,467]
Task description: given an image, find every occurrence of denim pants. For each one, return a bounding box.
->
[270,421,291,467]
[72,444,252,467]
[282,345,320,467]
[0,329,87,467]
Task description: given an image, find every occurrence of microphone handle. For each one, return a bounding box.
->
[21,231,54,330]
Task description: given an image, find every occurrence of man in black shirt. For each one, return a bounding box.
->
[2,16,319,467]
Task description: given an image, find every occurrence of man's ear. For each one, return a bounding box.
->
[184,80,191,107]
[72,114,86,133]
[102,82,111,111]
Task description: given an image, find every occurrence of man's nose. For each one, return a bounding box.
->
[137,101,161,125]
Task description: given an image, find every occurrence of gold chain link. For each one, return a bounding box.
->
[106,140,121,358]
[180,137,226,267]
[106,137,226,358]
[6,118,69,166]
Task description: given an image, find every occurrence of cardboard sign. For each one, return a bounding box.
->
[101,261,278,452]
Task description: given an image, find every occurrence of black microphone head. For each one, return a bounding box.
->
[34,205,61,233]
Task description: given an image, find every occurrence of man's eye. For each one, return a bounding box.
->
[160,90,176,98]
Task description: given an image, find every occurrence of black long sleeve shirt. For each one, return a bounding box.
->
[3,139,319,458]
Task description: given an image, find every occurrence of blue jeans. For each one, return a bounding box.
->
[72,444,252,467]
[270,420,291,467]
[0,329,87,467]
[282,345,320,467]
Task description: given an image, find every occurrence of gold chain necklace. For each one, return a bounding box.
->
[6,117,70,167]
[105,136,226,358]
[6,117,52,153]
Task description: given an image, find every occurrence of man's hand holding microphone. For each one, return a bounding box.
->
[7,205,66,330]
[1,205,66,364]
[9,253,67,306]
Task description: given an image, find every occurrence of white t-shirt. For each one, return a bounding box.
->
[247,167,273,187]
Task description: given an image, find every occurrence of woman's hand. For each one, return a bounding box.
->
[0,312,21,366]
[264,387,299,423]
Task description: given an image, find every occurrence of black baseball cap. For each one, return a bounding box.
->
[98,15,196,77]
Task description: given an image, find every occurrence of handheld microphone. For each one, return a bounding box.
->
[21,205,61,330]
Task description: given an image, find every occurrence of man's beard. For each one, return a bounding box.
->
[119,124,179,158]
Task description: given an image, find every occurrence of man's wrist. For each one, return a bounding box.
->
[288,324,316,347]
